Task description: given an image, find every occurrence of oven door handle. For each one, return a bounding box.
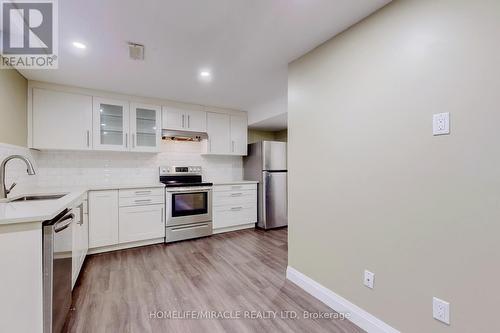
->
[171,223,210,231]
[168,189,211,194]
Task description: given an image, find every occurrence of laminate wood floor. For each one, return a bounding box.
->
[64,228,364,333]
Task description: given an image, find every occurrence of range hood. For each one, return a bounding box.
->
[161,129,208,142]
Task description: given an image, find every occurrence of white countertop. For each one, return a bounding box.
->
[0,186,87,225]
[0,183,165,226]
[213,180,259,185]
[86,183,165,191]
[0,181,264,225]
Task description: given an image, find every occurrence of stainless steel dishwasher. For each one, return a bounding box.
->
[43,208,74,333]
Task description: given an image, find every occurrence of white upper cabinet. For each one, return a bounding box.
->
[93,97,130,151]
[162,106,206,132]
[185,110,207,132]
[162,107,184,130]
[206,112,231,154]
[206,112,248,156]
[230,115,248,155]
[130,103,161,152]
[31,88,93,150]
[29,83,246,154]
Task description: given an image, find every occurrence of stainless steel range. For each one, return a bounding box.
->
[160,166,213,243]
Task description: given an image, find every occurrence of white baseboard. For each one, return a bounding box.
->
[88,238,164,255]
[286,266,399,333]
[212,223,255,234]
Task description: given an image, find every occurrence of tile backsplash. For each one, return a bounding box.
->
[0,140,243,188]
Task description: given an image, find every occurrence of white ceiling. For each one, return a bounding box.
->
[250,113,288,131]
[20,0,389,124]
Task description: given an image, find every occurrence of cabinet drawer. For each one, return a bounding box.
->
[119,196,164,207]
[166,222,212,243]
[215,202,257,212]
[214,184,257,192]
[214,191,256,206]
[119,204,165,243]
[119,187,164,198]
[213,205,257,229]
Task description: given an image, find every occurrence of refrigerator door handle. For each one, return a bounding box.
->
[262,173,267,228]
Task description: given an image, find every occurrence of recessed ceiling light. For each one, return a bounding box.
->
[200,71,211,78]
[72,41,86,49]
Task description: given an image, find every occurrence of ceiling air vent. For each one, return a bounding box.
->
[128,42,144,60]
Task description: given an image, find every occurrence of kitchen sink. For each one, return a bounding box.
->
[10,194,66,202]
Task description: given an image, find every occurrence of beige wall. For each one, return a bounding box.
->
[248,129,275,144]
[0,67,27,146]
[288,1,500,332]
[274,129,287,142]
[248,129,287,144]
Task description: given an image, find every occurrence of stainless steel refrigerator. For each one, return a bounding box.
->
[243,141,287,229]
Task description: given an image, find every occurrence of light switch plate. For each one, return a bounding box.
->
[363,270,374,289]
[433,297,450,325]
[433,112,450,135]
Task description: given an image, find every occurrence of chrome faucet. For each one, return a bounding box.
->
[0,155,36,199]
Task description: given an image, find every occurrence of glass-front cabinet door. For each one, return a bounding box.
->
[93,98,130,151]
[130,103,161,152]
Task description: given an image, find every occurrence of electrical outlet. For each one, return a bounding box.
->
[433,112,450,135]
[363,270,374,289]
[433,297,450,325]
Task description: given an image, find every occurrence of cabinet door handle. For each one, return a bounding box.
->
[231,207,243,211]
[161,207,164,224]
[132,134,135,148]
[182,115,185,128]
[231,193,243,197]
[125,133,128,148]
[78,204,84,225]
[134,199,152,203]
[188,115,190,128]
[135,190,151,195]
[232,140,235,152]
[86,130,90,147]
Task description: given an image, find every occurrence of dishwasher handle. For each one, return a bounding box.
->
[54,213,74,233]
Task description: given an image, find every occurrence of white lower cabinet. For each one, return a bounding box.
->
[89,190,119,248]
[88,188,165,252]
[72,193,89,288]
[119,205,164,243]
[213,205,256,230]
[213,183,257,233]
